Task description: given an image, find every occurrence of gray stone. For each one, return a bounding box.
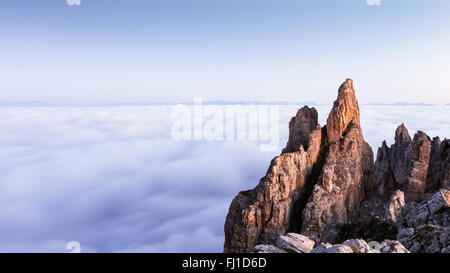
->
[252,244,287,253]
[276,233,315,253]
[342,239,374,253]
[380,240,410,253]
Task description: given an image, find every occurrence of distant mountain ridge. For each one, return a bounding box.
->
[0,100,448,107]
[0,101,51,107]
[367,102,438,106]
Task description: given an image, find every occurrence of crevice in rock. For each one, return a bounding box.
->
[323,219,398,244]
[257,200,274,244]
[288,126,330,233]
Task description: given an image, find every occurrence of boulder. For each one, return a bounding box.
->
[380,240,410,253]
[275,233,315,253]
[342,239,374,253]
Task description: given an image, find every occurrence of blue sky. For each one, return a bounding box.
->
[1,0,449,104]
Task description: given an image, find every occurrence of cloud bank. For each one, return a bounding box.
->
[0,105,448,252]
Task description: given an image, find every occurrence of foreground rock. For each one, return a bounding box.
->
[311,243,354,253]
[276,233,315,253]
[252,244,286,253]
[395,189,450,253]
[252,234,411,254]
[224,79,449,253]
[380,240,410,253]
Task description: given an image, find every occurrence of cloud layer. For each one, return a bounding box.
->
[0,105,448,252]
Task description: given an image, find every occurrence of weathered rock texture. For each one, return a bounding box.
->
[301,81,373,240]
[373,126,432,201]
[224,79,449,253]
[223,106,323,252]
[427,138,450,191]
[276,233,315,253]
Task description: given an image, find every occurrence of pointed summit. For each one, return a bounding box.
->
[282,106,319,154]
[224,79,373,251]
[395,123,411,144]
[326,78,361,144]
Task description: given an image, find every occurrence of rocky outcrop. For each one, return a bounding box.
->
[386,190,405,223]
[325,79,360,144]
[373,126,431,201]
[427,138,450,191]
[223,107,323,252]
[397,225,450,253]
[309,238,409,253]
[224,79,370,252]
[301,121,370,241]
[252,244,287,253]
[404,132,432,200]
[224,78,449,253]
[282,107,319,154]
[252,234,410,253]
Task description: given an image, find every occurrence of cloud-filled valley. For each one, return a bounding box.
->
[0,104,449,252]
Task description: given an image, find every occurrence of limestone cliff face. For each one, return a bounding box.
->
[224,79,372,252]
[427,138,450,192]
[325,79,360,144]
[374,126,432,201]
[223,79,449,253]
[301,79,372,241]
[223,106,323,253]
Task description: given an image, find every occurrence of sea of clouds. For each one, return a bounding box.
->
[0,104,449,252]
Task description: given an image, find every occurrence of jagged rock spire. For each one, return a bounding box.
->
[326,79,361,144]
[223,78,449,253]
[301,79,372,240]
[374,124,432,201]
[224,79,372,252]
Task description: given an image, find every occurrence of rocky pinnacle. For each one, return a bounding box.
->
[224,79,450,253]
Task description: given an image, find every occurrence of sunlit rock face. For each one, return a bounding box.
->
[224,106,323,253]
[224,79,371,251]
[301,79,372,241]
[224,79,449,253]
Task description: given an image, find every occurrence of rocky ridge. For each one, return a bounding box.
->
[224,79,449,253]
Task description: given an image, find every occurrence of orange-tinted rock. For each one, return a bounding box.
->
[326,79,360,144]
[301,80,371,240]
[223,107,322,252]
[404,131,431,200]
[223,78,448,253]
[282,106,319,154]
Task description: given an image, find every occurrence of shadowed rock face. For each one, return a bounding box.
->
[374,127,432,201]
[224,79,449,253]
[427,138,450,192]
[404,131,431,200]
